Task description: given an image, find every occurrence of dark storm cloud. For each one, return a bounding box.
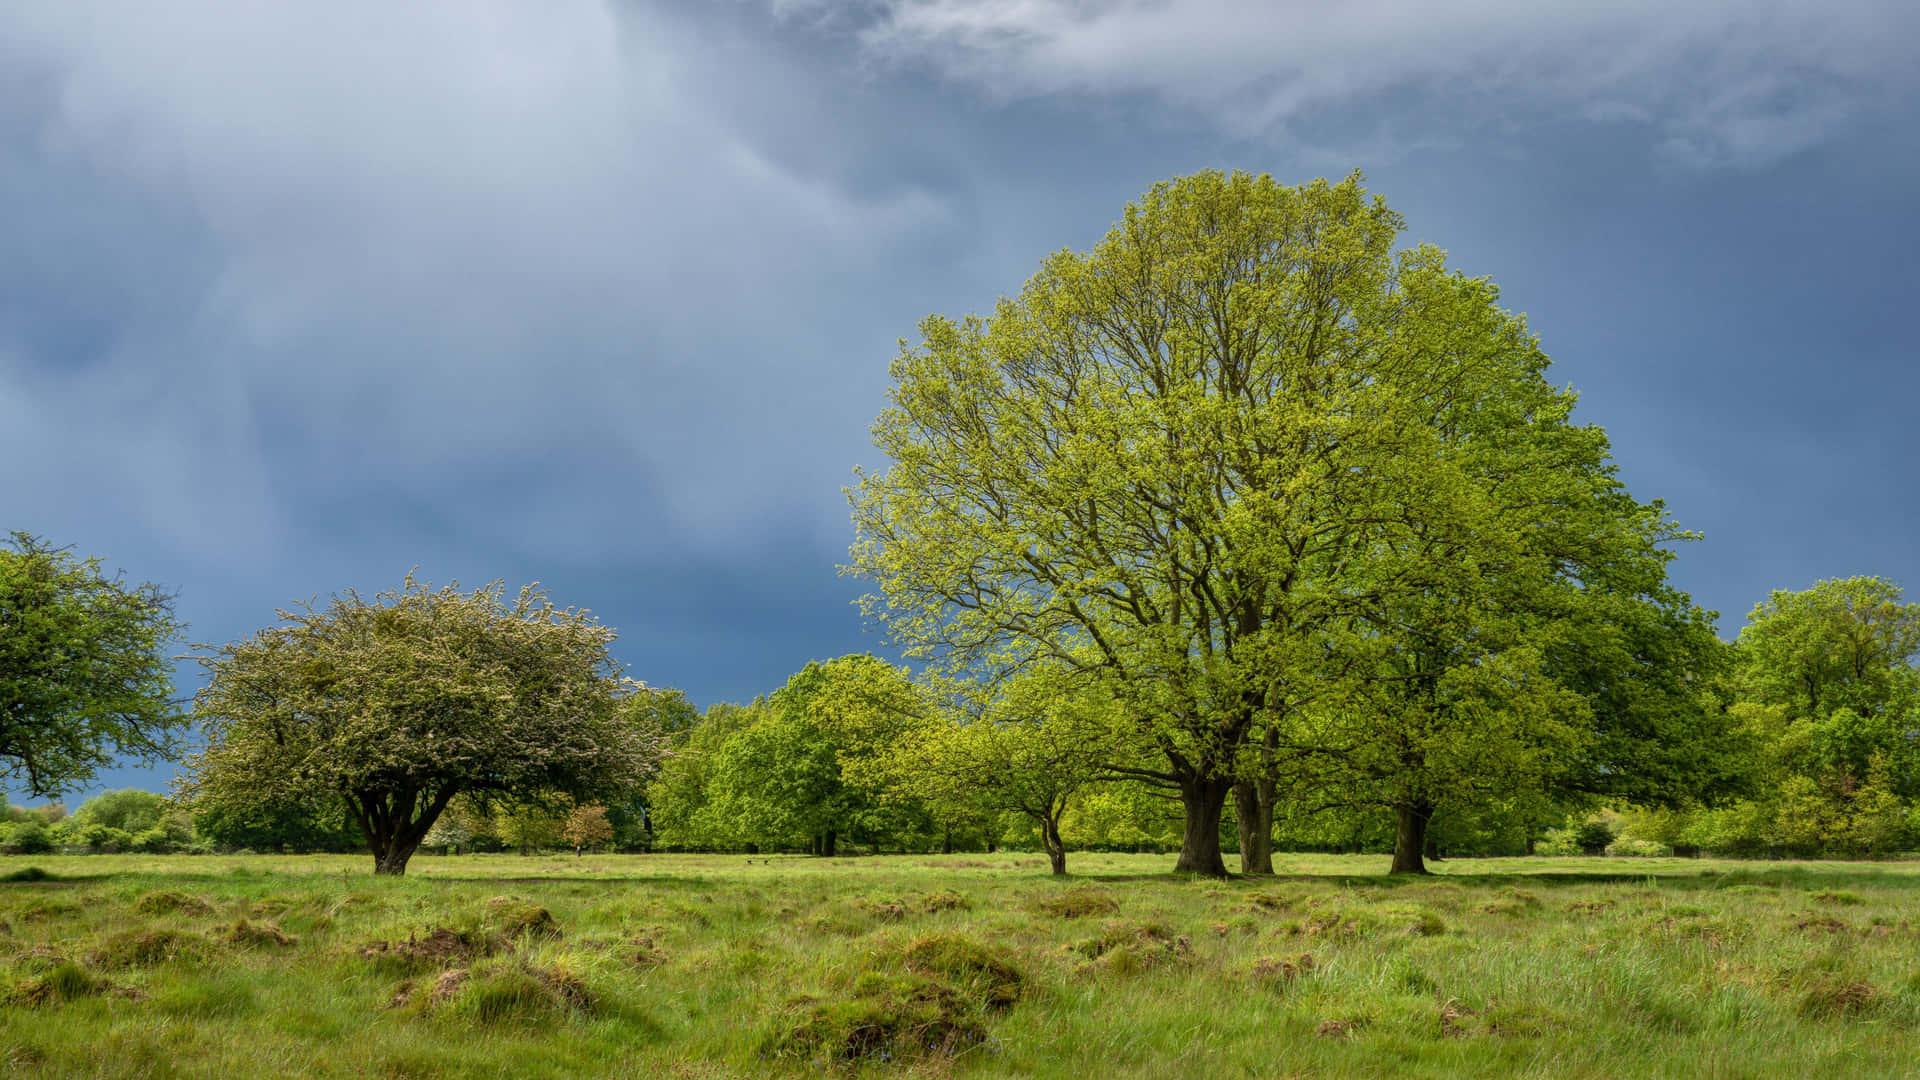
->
[2,2,945,564]
[2,1,1916,801]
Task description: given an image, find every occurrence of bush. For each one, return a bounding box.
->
[1605,837,1674,858]
[1573,819,1617,854]
[2,820,55,856]
[1534,828,1579,856]
[132,827,179,854]
[72,789,167,834]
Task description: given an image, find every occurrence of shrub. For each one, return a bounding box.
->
[131,827,179,854]
[1534,828,1579,856]
[1573,819,1617,854]
[1605,837,1673,858]
[3,821,54,856]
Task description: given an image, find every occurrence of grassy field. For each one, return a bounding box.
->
[3,851,1919,1078]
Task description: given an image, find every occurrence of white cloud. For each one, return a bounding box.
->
[835,0,1917,167]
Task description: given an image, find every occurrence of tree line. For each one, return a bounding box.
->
[5,171,1915,876]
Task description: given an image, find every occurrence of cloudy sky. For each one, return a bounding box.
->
[3,1,1915,802]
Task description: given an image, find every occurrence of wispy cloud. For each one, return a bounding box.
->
[824,0,1915,167]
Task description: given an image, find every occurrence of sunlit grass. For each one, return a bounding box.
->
[3,851,1919,1077]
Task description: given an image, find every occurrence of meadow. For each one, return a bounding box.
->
[3,851,1918,1078]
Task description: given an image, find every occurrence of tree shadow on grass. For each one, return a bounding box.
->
[1068,864,1920,891]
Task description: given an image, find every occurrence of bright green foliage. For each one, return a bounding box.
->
[648,657,948,855]
[849,170,1710,875]
[181,577,666,875]
[1736,577,1920,730]
[647,702,759,849]
[1736,577,1920,793]
[71,788,166,833]
[695,657,931,855]
[67,789,192,854]
[873,668,1128,873]
[595,687,698,850]
[1722,577,1920,854]
[1059,783,1181,853]
[0,533,185,796]
[1589,577,1920,858]
[494,803,567,855]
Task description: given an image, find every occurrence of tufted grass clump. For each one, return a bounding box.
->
[90,927,209,969]
[1071,920,1193,976]
[1033,888,1119,919]
[761,971,988,1065]
[899,932,1025,1009]
[132,890,214,917]
[10,960,104,1005]
[6,850,1920,1076]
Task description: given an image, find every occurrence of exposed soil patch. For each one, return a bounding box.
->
[361,927,500,971]
[1250,952,1314,987]
[226,918,295,948]
[1316,1017,1366,1039]
[1791,916,1851,934]
[1799,977,1881,1019]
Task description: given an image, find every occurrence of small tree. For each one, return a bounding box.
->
[562,804,614,855]
[72,788,167,834]
[1,533,185,796]
[181,577,666,875]
[871,670,1123,875]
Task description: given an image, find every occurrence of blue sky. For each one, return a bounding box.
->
[3,0,1915,804]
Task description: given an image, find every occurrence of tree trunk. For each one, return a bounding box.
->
[1175,775,1234,876]
[942,824,953,855]
[1525,836,1536,856]
[821,829,837,858]
[1423,831,1442,863]
[1039,813,1068,876]
[373,838,419,876]
[1390,803,1432,875]
[1234,778,1275,876]
[348,787,455,878]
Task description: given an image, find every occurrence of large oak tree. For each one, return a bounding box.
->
[181,577,664,875]
[850,170,1690,875]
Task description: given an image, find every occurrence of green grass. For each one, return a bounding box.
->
[4,850,1920,1077]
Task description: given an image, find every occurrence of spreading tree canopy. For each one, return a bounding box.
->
[0,532,185,796]
[849,170,1720,875]
[181,577,665,875]
[1735,576,1920,798]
